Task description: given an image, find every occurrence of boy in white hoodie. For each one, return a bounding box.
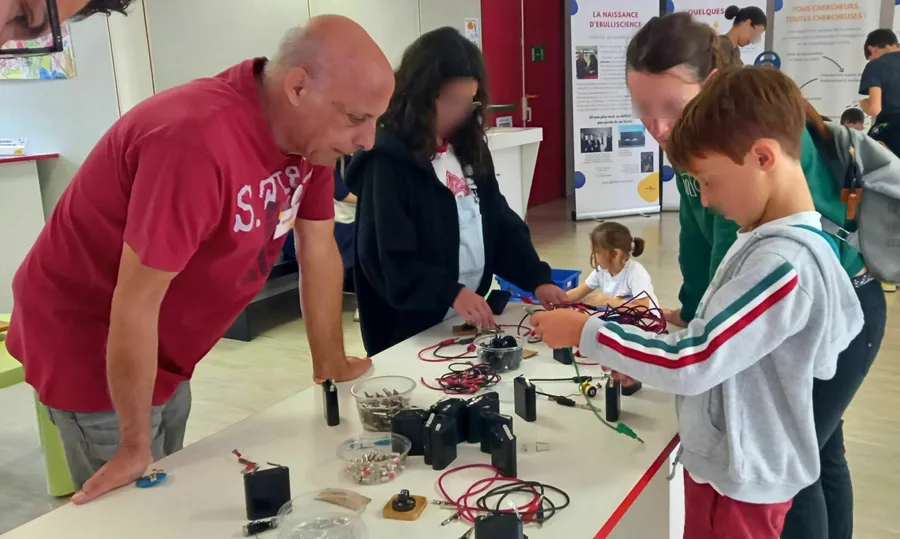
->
[532,67,864,539]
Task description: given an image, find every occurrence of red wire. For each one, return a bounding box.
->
[437,464,541,523]
[418,339,475,362]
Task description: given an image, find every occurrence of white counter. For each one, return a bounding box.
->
[486,128,542,219]
[1,306,679,539]
[0,153,56,312]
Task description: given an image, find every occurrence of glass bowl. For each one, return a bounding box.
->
[349,375,416,432]
[475,334,524,372]
[277,489,368,539]
[336,432,411,485]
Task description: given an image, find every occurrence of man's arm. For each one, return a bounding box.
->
[108,245,175,449]
[73,245,177,504]
[72,134,222,504]
[294,217,370,380]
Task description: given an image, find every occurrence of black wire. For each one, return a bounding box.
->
[475,481,571,523]
[517,312,543,344]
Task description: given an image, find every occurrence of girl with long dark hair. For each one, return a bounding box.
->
[344,27,567,356]
[625,12,886,539]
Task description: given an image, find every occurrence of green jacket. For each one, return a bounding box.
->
[676,128,865,322]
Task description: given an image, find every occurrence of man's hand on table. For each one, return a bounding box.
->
[71,444,152,505]
[534,283,569,309]
[313,355,372,384]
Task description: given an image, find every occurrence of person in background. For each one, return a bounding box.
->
[720,5,767,67]
[839,108,866,131]
[344,27,568,357]
[332,156,362,319]
[576,51,588,79]
[7,16,393,503]
[860,28,900,142]
[624,13,886,539]
[0,0,132,49]
[533,66,864,539]
[566,222,658,308]
[859,30,900,294]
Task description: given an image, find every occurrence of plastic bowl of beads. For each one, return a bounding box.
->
[277,488,369,539]
[475,334,524,373]
[349,375,416,432]
[337,432,411,486]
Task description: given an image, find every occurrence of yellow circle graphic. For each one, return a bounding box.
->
[638,172,660,202]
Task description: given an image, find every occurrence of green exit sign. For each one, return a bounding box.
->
[531,45,545,62]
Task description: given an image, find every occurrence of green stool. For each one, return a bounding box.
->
[0,314,74,497]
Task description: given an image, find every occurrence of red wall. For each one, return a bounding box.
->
[523,0,566,206]
[481,0,523,128]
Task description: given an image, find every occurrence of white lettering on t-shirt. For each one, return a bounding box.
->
[233,185,255,232]
[232,165,314,234]
[286,166,306,189]
[679,171,701,199]
[259,176,278,209]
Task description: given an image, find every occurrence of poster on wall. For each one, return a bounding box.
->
[896,0,900,32]
[570,0,661,220]
[661,153,680,211]
[773,0,881,119]
[667,0,766,68]
[0,22,76,80]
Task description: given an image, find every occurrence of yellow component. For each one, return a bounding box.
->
[580,381,597,398]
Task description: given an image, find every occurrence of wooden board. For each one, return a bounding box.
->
[0,321,8,334]
[382,494,428,521]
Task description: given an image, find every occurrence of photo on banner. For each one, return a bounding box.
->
[667,1,766,71]
[773,0,881,119]
[570,0,661,220]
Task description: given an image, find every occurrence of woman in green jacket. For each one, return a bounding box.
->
[625,12,887,539]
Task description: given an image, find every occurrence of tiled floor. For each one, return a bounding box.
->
[0,199,897,536]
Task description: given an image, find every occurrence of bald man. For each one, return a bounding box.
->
[0,0,133,51]
[6,16,394,503]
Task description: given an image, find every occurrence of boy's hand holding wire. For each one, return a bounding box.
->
[530,310,590,349]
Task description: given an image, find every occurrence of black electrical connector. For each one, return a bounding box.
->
[322,380,339,427]
[552,347,574,365]
[605,378,621,423]
[466,392,500,444]
[513,376,537,422]
[478,411,513,454]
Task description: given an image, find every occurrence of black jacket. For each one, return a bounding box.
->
[344,130,553,356]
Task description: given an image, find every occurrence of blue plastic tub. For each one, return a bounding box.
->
[496,269,582,303]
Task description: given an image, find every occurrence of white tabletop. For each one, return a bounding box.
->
[2,306,678,539]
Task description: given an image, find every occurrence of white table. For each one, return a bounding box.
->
[0,153,57,312]
[486,128,542,220]
[1,307,679,539]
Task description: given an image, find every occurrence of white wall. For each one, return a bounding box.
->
[144,0,311,92]
[144,0,482,91]
[419,0,482,49]
[308,0,420,66]
[107,0,154,114]
[0,16,120,216]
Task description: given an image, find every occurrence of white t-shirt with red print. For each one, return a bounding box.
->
[432,144,485,319]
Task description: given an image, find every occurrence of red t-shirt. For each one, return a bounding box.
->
[6,59,334,412]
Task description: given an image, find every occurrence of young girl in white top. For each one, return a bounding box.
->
[567,222,658,308]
